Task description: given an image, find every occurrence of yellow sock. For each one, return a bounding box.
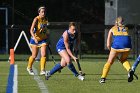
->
[101,62,111,78]
[27,56,35,69]
[40,57,46,71]
[122,60,131,71]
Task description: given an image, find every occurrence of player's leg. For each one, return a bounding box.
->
[48,58,65,75]
[120,51,131,71]
[58,50,79,76]
[66,61,84,81]
[120,51,134,82]
[27,45,39,75]
[45,50,66,80]
[132,55,140,72]
[35,48,41,62]
[45,61,64,80]
[100,49,118,83]
[67,61,79,77]
[60,50,84,80]
[40,45,47,75]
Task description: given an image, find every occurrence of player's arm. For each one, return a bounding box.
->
[63,31,77,61]
[107,29,113,50]
[30,17,38,43]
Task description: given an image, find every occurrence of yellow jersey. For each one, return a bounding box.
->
[34,16,49,41]
[111,25,129,36]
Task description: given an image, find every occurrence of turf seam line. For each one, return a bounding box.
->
[33,66,49,93]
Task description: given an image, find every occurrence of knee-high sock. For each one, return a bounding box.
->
[132,55,140,72]
[40,57,46,71]
[27,56,35,69]
[67,63,79,76]
[101,62,111,78]
[50,63,63,75]
[122,60,131,71]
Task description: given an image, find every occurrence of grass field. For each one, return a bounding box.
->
[1,58,140,93]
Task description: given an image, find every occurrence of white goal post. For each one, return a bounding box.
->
[13,30,32,52]
[0,7,8,54]
[9,30,32,60]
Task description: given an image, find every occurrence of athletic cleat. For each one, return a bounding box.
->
[77,75,84,81]
[99,78,106,83]
[45,71,51,80]
[128,69,134,82]
[40,70,46,75]
[27,67,35,75]
[79,71,85,76]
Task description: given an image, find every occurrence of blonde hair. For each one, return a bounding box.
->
[38,6,46,13]
[115,16,123,25]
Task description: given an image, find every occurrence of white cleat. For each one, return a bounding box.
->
[27,68,35,75]
[77,75,84,81]
[40,70,46,75]
[45,71,51,80]
[99,78,106,83]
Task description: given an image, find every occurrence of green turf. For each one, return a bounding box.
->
[1,59,140,93]
[0,62,10,93]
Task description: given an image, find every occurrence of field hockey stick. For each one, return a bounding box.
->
[48,44,61,73]
[116,56,138,80]
[74,49,79,58]
[48,44,55,64]
[75,59,85,76]
[74,49,85,76]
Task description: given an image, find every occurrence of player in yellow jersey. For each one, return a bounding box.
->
[99,16,133,83]
[27,6,49,75]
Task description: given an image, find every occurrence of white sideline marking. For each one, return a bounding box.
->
[13,64,18,93]
[33,67,49,93]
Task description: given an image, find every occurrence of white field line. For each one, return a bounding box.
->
[13,64,18,93]
[33,66,49,93]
